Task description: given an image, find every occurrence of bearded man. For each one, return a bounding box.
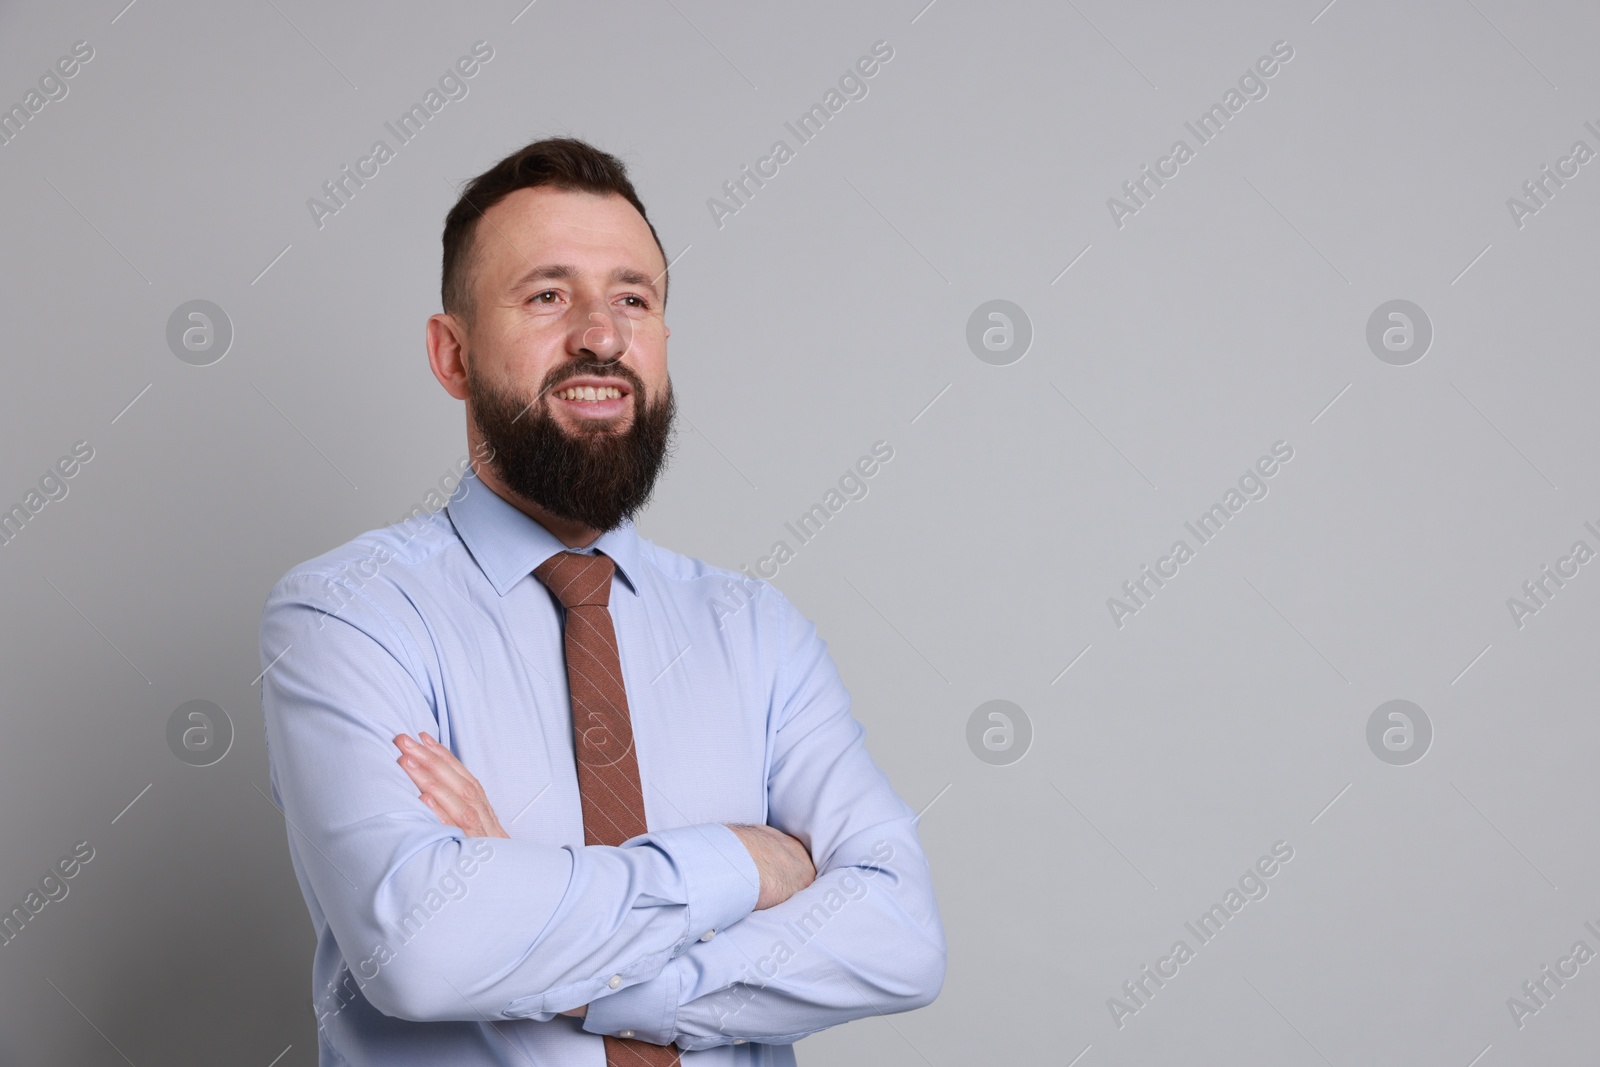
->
[259,137,945,1066]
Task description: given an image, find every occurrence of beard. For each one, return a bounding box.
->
[467,357,676,533]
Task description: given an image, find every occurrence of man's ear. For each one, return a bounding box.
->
[427,313,471,401]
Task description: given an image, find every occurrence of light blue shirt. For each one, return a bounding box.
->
[259,466,945,1065]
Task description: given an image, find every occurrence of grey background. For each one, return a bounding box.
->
[1,0,1596,1063]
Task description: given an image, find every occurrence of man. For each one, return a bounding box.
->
[259,137,945,1065]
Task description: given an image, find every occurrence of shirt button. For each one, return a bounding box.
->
[733,1038,747,1044]
[608,975,623,989]
[619,1030,635,1038]
[700,929,716,941]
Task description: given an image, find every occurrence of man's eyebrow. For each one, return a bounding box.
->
[611,267,662,300]
[509,263,576,291]
[509,263,661,300]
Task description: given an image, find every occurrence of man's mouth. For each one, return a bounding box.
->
[554,385,625,401]
[549,377,632,419]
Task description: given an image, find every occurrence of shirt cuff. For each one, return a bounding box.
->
[644,822,760,949]
[582,955,685,1045]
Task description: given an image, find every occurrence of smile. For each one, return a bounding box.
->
[555,385,624,401]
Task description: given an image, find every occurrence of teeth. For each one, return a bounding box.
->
[557,385,622,401]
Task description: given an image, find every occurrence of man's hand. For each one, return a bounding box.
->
[727,824,816,910]
[394,733,509,839]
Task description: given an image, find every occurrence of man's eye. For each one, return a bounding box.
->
[530,291,559,304]
[621,295,647,309]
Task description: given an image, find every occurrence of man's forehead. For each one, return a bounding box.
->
[481,187,661,273]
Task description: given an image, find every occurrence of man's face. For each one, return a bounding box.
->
[454,186,675,531]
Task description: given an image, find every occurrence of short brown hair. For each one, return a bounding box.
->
[440,137,668,330]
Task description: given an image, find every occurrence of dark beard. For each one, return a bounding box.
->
[468,358,676,533]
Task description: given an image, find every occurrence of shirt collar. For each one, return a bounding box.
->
[445,465,643,598]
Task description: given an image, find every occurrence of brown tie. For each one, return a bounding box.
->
[534,550,682,1066]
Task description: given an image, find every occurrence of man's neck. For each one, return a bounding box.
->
[470,459,601,549]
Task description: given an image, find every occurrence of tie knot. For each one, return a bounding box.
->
[534,551,615,609]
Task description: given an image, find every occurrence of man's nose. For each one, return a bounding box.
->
[569,297,632,363]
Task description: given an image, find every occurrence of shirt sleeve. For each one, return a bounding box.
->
[581,585,947,1048]
[260,572,759,1024]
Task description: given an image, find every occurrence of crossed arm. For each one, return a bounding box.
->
[394,731,817,1019]
[262,572,945,1048]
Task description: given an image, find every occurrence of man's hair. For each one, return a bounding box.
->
[440,137,668,330]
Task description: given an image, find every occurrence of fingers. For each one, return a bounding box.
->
[398,743,477,832]
[418,789,483,837]
[393,733,508,838]
[416,736,502,831]
[430,792,486,837]
[395,733,475,798]
[395,734,456,798]
[414,732,485,798]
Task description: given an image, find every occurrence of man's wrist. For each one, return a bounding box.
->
[642,823,760,945]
